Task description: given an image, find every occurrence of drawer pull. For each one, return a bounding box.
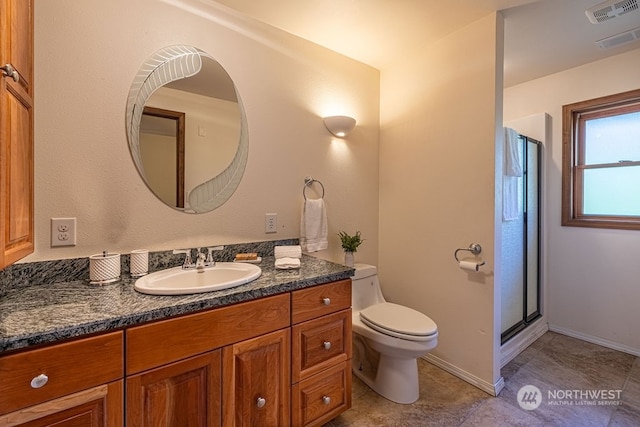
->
[323,341,332,350]
[322,297,331,306]
[256,396,266,408]
[30,374,49,389]
[322,395,331,405]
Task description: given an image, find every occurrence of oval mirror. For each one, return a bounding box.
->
[126,45,248,213]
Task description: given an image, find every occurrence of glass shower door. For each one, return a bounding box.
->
[501,135,541,344]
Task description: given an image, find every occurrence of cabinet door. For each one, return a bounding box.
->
[126,350,222,427]
[0,380,123,426]
[0,0,34,268]
[222,329,290,427]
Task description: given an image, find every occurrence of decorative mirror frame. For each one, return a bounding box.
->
[126,45,249,213]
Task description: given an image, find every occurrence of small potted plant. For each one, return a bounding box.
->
[338,231,363,267]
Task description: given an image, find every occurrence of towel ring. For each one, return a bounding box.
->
[303,177,325,200]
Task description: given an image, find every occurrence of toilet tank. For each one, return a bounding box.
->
[351,263,386,311]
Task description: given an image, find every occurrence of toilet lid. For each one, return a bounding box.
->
[359,302,437,340]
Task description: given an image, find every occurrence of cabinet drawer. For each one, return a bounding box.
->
[126,293,290,374]
[292,279,351,324]
[0,331,123,415]
[292,309,351,382]
[292,361,351,427]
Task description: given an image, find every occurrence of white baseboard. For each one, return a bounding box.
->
[422,353,504,396]
[549,324,640,357]
[500,319,549,367]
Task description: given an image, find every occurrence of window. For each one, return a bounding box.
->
[562,89,640,230]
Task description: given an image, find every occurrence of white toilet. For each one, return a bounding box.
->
[351,263,438,404]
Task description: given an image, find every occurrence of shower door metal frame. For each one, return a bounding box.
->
[501,136,542,344]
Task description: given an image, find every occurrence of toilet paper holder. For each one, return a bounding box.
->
[454,243,485,266]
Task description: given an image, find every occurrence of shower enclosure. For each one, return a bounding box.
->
[501,134,542,344]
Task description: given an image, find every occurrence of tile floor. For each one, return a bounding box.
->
[325,332,640,426]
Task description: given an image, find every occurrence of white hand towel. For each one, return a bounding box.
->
[503,176,520,221]
[275,257,301,269]
[300,199,328,252]
[274,245,302,259]
[504,127,523,177]
[503,127,522,221]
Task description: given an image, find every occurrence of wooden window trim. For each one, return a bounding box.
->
[562,88,640,230]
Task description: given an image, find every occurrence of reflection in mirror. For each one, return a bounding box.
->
[126,45,248,213]
[140,107,185,208]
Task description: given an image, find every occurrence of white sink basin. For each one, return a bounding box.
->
[134,263,262,295]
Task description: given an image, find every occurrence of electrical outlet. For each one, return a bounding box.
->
[265,213,277,233]
[51,218,77,247]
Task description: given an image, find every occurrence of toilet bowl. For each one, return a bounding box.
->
[351,264,438,404]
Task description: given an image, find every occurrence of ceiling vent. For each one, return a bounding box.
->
[595,26,640,48]
[585,0,639,23]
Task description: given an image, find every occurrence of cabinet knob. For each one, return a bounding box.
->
[322,395,331,405]
[1,64,19,83]
[256,397,266,408]
[30,373,48,389]
[322,297,331,306]
[323,341,332,350]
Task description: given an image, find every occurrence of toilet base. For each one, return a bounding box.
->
[353,354,420,404]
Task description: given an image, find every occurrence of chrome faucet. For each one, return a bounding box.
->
[173,246,225,270]
[205,246,224,266]
[195,250,207,271]
[173,249,193,269]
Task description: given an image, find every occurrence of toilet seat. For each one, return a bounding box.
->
[359,302,437,342]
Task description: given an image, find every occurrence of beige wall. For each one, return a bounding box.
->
[504,49,640,355]
[31,0,505,395]
[29,0,380,265]
[379,14,504,392]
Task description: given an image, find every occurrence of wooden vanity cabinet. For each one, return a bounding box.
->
[0,332,124,426]
[126,282,352,426]
[0,279,352,426]
[125,293,291,427]
[291,279,352,427]
[0,0,35,269]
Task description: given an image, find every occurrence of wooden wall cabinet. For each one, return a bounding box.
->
[0,0,35,269]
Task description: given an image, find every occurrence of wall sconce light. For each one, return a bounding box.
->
[323,115,356,138]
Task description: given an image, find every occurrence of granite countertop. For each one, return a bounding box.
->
[0,255,353,354]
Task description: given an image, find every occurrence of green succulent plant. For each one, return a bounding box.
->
[338,231,363,253]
